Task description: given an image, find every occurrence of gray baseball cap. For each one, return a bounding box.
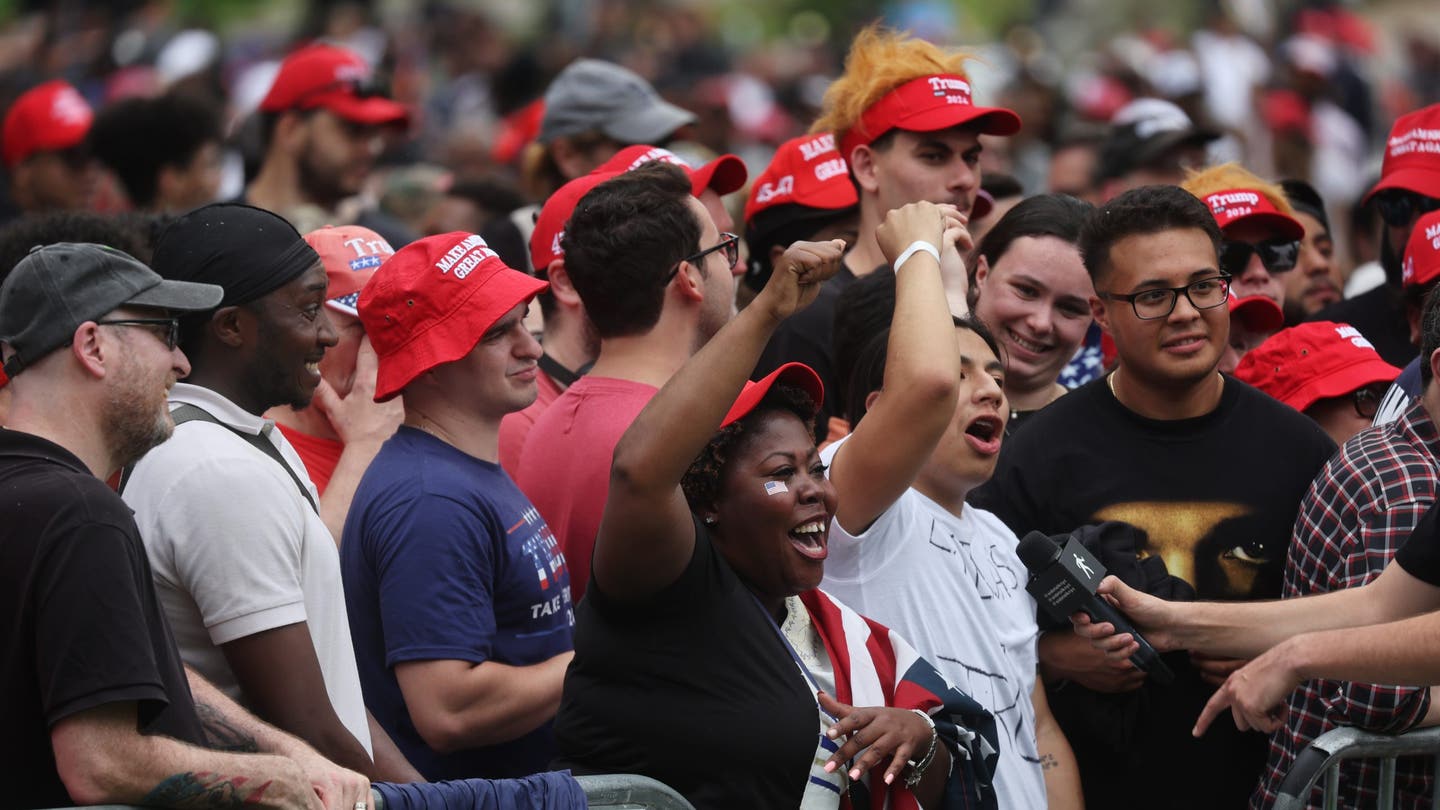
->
[0,242,223,382]
[539,59,697,145]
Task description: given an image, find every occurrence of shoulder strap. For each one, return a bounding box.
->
[119,403,319,514]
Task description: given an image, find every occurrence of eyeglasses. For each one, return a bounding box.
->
[1219,238,1300,276]
[1375,190,1440,229]
[666,232,740,283]
[97,318,180,350]
[1351,384,1385,420]
[1098,275,1232,320]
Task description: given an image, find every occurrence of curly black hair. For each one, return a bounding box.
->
[681,384,818,514]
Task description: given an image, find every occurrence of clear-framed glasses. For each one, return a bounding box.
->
[1098,275,1232,320]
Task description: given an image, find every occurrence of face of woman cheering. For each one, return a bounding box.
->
[710,410,838,607]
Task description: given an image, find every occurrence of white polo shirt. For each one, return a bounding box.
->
[125,383,371,754]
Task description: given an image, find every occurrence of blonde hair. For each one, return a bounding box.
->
[811,25,974,142]
[1180,163,1294,215]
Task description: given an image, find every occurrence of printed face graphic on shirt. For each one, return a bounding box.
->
[1093,501,1272,598]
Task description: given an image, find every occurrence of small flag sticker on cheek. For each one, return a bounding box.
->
[765,481,789,496]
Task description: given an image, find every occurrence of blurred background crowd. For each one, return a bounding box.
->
[2,0,1436,296]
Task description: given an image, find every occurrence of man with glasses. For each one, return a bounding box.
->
[245,43,415,246]
[1312,104,1440,369]
[972,185,1336,809]
[516,163,807,599]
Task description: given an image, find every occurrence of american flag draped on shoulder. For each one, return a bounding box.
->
[799,589,1000,810]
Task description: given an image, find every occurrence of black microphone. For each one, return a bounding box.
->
[1017,530,1174,685]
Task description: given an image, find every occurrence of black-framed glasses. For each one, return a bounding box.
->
[1219,238,1300,276]
[1375,190,1440,229]
[1351,384,1386,419]
[666,232,740,283]
[97,318,180,350]
[1098,275,1232,320]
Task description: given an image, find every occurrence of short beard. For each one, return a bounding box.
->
[296,137,352,210]
[103,382,174,469]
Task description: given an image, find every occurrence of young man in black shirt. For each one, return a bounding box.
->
[0,243,367,808]
[972,185,1336,809]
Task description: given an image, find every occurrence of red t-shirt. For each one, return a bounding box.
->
[498,366,565,476]
[274,423,343,495]
[514,376,657,600]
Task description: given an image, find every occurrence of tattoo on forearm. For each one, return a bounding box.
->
[1040,753,1059,771]
[140,771,272,808]
[196,702,259,753]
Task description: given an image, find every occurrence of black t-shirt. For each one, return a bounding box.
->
[554,517,819,810]
[970,376,1337,810]
[754,266,858,442]
[0,429,205,809]
[1396,499,1440,584]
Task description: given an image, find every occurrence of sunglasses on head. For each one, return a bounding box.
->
[1219,238,1300,276]
[1375,190,1440,229]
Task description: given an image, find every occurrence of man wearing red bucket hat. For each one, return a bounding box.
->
[758,25,1021,438]
[246,43,413,246]
[1312,103,1440,369]
[343,232,574,780]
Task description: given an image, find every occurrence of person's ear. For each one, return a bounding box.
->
[849,144,880,195]
[864,388,882,413]
[70,322,107,379]
[210,306,249,349]
[546,261,584,309]
[1090,295,1111,335]
[274,111,311,155]
[673,259,706,303]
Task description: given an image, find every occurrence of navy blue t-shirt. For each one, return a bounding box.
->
[341,426,574,779]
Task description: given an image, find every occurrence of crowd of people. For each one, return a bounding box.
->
[4,2,1440,809]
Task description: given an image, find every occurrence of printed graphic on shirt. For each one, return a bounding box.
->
[512,506,574,625]
[1094,501,1260,597]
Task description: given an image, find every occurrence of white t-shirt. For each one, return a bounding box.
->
[820,437,1044,809]
[125,383,371,755]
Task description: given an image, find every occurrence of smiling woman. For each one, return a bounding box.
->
[552,232,999,810]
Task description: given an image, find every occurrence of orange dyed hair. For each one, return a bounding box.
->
[1181,163,1294,215]
[811,25,975,142]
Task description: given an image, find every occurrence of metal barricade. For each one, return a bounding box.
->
[1273,725,1440,810]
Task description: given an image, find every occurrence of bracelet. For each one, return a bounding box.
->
[893,240,940,272]
[903,708,938,789]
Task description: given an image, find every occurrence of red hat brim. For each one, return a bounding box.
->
[721,362,824,428]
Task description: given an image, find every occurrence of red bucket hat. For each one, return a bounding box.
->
[837,74,1022,162]
[1404,210,1440,289]
[1234,321,1401,412]
[1364,104,1440,205]
[359,232,547,401]
[599,144,747,197]
[304,225,394,316]
[744,133,858,223]
[1202,188,1305,241]
[721,362,824,427]
[2,80,93,167]
[260,43,409,127]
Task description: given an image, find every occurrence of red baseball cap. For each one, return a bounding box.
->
[1234,321,1401,412]
[837,74,1022,162]
[304,225,394,316]
[2,80,93,167]
[599,144,747,197]
[1201,188,1305,241]
[359,232,548,401]
[260,43,409,127]
[744,133,858,223]
[529,171,617,273]
[1403,209,1440,288]
[1229,291,1284,334]
[721,362,824,428]
[1364,104,1440,205]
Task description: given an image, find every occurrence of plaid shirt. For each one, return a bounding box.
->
[1252,401,1440,809]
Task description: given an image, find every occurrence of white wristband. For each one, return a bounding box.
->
[893,240,941,272]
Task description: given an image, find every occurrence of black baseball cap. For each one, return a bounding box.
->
[0,242,222,384]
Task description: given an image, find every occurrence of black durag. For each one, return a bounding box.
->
[151,203,320,307]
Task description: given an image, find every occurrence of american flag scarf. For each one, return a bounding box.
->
[796,589,1000,810]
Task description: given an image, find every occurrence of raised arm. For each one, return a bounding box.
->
[594,239,846,599]
[830,202,964,534]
